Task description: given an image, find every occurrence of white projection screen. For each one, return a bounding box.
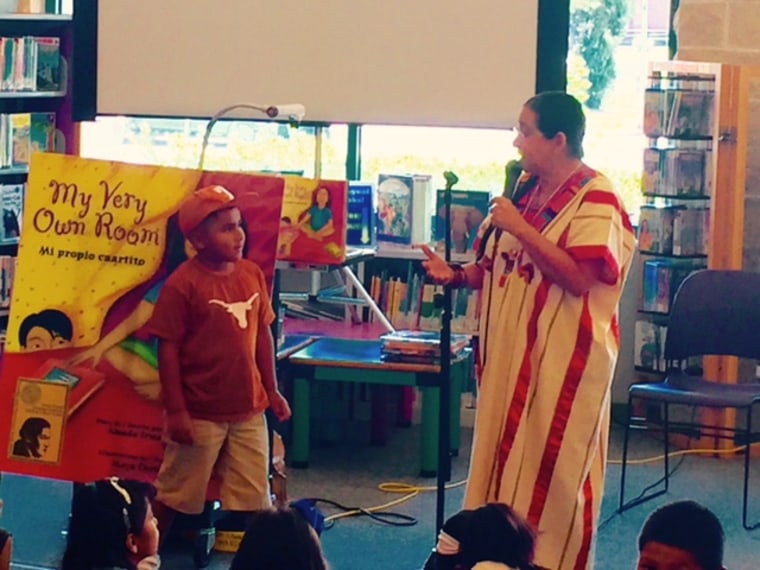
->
[91,0,551,128]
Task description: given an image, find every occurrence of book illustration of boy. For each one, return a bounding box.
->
[297,186,334,241]
[69,225,192,402]
[11,416,51,459]
[144,185,291,541]
[19,309,73,352]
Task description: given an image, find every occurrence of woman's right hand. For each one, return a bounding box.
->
[418,245,454,284]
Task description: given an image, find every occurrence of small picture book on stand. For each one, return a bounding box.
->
[275,176,348,265]
[376,173,432,247]
[433,189,490,257]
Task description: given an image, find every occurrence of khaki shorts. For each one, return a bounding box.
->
[155,414,271,514]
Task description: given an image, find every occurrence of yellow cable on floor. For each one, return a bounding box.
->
[608,444,749,465]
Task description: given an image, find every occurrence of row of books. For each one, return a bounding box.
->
[638,205,709,256]
[643,87,715,139]
[379,329,471,365]
[368,271,480,335]
[0,112,56,168]
[0,255,17,307]
[642,147,712,197]
[641,258,705,314]
[0,35,62,92]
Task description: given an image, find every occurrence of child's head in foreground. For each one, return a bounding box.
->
[637,500,725,570]
[61,477,159,570]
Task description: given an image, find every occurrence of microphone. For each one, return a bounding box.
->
[265,104,306,124]
[503,159,524,199]
[480,159,524,253]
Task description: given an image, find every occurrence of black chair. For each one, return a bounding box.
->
[619,269,760,530]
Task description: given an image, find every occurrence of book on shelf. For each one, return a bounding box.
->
[29,111,55,152]
[634,319,663,371]
[0,255,15,307]
[642,147,710,198]
[0,183,23,244]
[641,258,706,314]
[275,176,348,265]
[433,188,490,256]
[643,82,715,139]
[34,36,61,92]
[638,205,674,254]
[376,173,433,246]
[346,181,376,248]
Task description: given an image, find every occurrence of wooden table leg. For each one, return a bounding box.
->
[420,385,439,477]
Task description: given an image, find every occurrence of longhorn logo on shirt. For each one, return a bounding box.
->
[209,293,259,328]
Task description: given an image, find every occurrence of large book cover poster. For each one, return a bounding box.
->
[0,153,283,483]
[275,176,347,265]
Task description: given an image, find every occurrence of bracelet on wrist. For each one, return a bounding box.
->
[448,265,467,288]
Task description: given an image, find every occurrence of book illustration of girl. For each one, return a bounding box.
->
[297,186,334,241]
[68,220,191,402]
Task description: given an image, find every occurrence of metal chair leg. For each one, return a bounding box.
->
[663,403,670,492]
[743,405,759,530]
[618,396,634,513]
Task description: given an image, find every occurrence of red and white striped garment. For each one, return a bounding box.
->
[464,166,635,570]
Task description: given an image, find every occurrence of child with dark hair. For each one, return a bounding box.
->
[637,500,725,570]
[18,309,73,351]
[229,506,328,570]
[62,477,160,570]
[424,503,539,570]
[145,185,290,554]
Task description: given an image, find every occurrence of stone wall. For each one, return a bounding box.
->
[675,0,760,271]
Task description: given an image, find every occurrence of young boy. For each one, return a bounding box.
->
[637,500,725,570]
[146,185,291,537]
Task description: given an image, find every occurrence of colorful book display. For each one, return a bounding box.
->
[433,189,490,256]
[346,181,376,247]
[376,173,433,246]
[275,176,348,265]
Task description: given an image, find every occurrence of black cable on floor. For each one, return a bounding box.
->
[304,497,418,528]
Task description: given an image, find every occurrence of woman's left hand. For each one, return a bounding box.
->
[489,196,529,237]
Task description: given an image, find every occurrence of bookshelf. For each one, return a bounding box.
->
[0,6,74,345]
[635,61,758,446]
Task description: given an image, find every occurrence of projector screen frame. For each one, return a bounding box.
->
[72,0,568,126]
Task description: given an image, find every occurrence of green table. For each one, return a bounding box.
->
[286,337,472,477]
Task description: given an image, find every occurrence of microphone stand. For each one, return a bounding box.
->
[435,171,458,535]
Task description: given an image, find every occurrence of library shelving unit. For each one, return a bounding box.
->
[634,60,759,445]
[0,7,75,343]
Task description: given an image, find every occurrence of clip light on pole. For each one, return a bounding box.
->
[197,102,306,170]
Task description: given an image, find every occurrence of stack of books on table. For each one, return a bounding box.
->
[379,330,470,365]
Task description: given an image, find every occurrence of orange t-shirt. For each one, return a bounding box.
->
[146,258,275,422]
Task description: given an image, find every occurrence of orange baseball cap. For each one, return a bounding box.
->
[178,185,236,237]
